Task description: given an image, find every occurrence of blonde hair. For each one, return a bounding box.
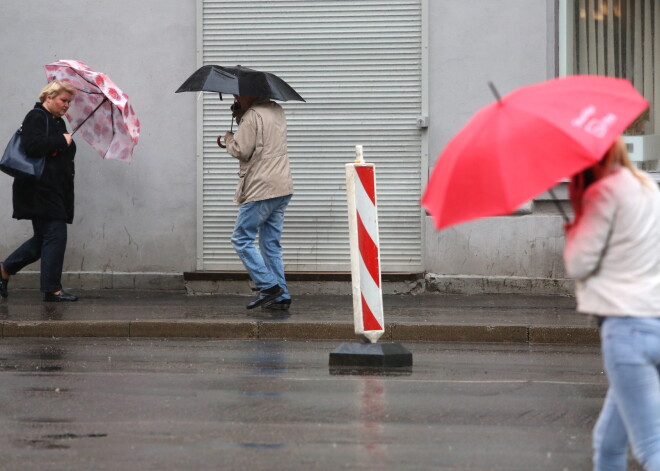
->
[39,80,76,103]
[603,137,649,187]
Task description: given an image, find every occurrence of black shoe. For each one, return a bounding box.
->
[0,264,8,298]
[246,285,284,310]
[262,298,291,310]
[43,291,78,302]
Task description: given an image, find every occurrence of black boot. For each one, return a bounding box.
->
[246,285,284,309]
[262,298,291,310]
[0,278,7,299]
[0,264,8,299]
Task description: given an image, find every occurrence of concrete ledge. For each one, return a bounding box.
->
[128,321,257,339]
[7,272,185,291]
[529,326,600,345]
[2,321,129,338]
[4,271,576,296]
[186,273,572,296]
[425,274,575,296]
[391,324,529,343]
[258,322,357,340]
[184,271,425,295]
[0,320,600,346]
[183,271,421,282]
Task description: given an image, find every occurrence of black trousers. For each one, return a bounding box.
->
[3,219,67,292]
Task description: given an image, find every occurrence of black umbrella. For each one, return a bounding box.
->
[175,65,305,102]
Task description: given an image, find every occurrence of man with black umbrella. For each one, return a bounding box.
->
[223,94,293,310]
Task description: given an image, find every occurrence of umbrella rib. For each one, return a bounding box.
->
[105,104,117,159]
[70,67,101,91]
[548,188,569,222]
[72,97,108,135]
[73,89,104,95]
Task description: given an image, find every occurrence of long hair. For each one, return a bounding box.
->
[604,138,650,187]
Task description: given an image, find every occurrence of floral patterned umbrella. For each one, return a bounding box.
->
[44,59,140,162]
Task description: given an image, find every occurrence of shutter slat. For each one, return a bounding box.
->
[200,0,422,271]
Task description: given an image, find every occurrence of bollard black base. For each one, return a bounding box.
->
[329,342,413,375]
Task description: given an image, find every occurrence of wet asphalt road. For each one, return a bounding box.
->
[0,338,635,471]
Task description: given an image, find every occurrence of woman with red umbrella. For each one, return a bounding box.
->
[0,80,79,302]
[564,138,660,470]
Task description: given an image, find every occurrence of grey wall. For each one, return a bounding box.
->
[0,1,197,284]
[424,0,567,280]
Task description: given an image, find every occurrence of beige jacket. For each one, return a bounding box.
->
[225,99,294,205]
[564,167,660,317]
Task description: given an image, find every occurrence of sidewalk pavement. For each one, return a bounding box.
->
[0,289,599,345]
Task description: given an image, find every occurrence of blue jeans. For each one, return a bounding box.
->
[593,317,660,471]
[3,219,67,293]
[231,195,291,300]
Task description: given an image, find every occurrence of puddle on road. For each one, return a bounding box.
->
[43,433,108,439]
[239,442,285,449]
[12,432,107,450]
[13,438,70,450]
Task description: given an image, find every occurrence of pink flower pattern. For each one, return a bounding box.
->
[44,59,140,162]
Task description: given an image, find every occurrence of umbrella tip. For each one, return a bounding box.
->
[488,81,503,104]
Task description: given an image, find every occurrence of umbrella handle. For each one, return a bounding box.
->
[217,117,236,148]
[548,188,570,223]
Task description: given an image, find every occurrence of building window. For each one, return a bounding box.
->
[562,0,660,167]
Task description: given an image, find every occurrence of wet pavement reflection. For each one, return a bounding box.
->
[357,377,389,467]
[0,290,583,327]
[0,338,642,471]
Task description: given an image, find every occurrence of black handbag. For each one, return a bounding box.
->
[0,109,49,179]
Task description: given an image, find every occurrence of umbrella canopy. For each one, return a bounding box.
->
[44,59,140,162]
[421,75,648,230]
[175,65,305,102]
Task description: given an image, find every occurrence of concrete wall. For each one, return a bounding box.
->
[0,0,197,288]
[424,0,568,289]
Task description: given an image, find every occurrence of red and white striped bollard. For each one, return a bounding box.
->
[345,145,385,344]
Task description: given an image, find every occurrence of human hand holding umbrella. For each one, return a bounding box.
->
[216,100,243,148]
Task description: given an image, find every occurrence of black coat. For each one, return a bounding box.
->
[12,103,76,223]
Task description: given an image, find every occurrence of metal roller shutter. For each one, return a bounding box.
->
[199,0,423,271]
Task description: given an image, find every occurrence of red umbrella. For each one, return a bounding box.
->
[421,75,648,230]
[44,60,140,162]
